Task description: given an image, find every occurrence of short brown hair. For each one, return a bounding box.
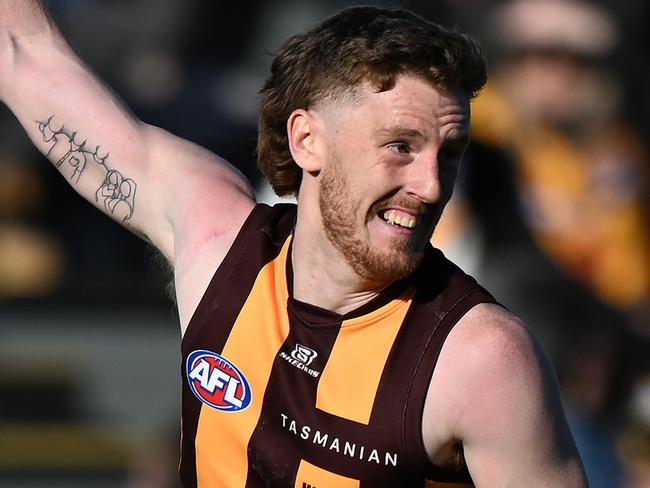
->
[257,6,487,196]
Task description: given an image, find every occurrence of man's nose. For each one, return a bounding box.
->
[404,151,443,204]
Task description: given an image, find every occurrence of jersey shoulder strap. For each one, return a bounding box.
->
[182,203,296,349]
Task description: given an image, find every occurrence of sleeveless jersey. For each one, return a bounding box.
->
[179,203,496,487]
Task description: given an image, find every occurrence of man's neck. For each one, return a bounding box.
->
[291,246,386,316]
[290,208,386,316]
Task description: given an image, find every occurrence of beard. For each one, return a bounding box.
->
[318,150,435,286]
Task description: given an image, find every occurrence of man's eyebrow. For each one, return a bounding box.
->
[375,127,426,139]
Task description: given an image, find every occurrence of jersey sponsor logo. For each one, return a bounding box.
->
[291,344,318,365]
[279,343,321,377]
[186,350,252,412]
[281,413,399,467]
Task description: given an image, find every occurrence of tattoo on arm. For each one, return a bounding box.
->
[36,115,137,223]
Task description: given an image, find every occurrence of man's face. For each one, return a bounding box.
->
[317,75,470,285]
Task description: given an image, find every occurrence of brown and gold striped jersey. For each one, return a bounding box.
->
[179,204,495,487]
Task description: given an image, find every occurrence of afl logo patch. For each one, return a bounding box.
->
[186,350,252,412]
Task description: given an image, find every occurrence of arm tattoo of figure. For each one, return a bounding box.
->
[36,115,137,223]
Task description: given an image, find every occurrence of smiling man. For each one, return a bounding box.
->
[0,3,586,487]
[301,77,469,290]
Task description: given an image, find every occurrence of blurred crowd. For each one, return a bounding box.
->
[1,0,649,486]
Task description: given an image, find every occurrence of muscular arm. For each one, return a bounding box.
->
[0,1,256,326]
[0,1,255,260]
[423,304,587,487]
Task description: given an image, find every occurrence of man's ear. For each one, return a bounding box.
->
[287,109,322,174]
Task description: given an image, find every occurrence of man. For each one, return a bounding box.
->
[0,2,586,486]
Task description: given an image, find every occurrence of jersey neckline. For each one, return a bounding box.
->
[283,235,412,328]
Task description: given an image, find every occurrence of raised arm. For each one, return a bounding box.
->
[0,1,256,326]
[0,1,255,261]
[424,304,587,486]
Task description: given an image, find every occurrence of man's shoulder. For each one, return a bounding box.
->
[426,302,552,435]
[444,303,543,390]
[423,303,550,459]
[425,304,586,486]
[454,303,533,352]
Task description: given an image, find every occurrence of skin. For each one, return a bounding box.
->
[289,77,470,312]
[0,4,587,485]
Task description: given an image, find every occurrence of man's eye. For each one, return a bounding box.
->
[387,143,410,154]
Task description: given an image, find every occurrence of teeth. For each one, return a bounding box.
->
[383,210,418,229]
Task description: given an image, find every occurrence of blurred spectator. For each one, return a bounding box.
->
[473,0,650,324]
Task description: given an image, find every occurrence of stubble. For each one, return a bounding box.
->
[318,150,427,286]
